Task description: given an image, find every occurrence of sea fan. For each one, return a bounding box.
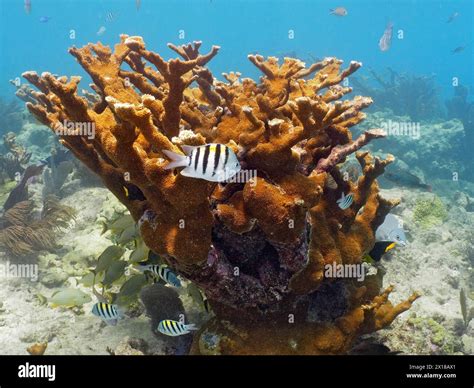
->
[0,196,75,257]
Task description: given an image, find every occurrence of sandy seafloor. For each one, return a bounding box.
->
[0,119,473,355]
[0,186,167,355]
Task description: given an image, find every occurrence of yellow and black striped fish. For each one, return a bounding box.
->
[157,320,197,337]
[163,144,241,182]
[91,302,122,325]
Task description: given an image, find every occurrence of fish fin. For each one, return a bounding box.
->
[180,145,195,155]
[115,306,125,319]
[385,242,397,253]
[107,319,118,326]
[100,221,108,235]
[336,193,345,204]
[133,264,147,274]
[185,324,198,331]
[162,150,188,170]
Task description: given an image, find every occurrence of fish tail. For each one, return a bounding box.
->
[115,306,125,319]
[162,150,188,170]
[134,263,146,273]
[185,324,198,331]
[99,221,108,235]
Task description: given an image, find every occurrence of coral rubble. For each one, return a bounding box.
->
[21,35,418,354]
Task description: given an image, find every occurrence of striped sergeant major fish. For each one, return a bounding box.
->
[157,320,197,337]
[91,302,123,326]
[337,192,354,210]
[137,264,182,288]
[105,12,117,22]
[163,143,241,182]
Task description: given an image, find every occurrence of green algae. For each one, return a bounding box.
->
[412,195,448,229]
[407,314,460,353]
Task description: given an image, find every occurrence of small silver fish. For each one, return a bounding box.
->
[50,288,92,308]
[24,0,31,14]
[337,192,353,210]
[92,302,123,326]
[452,46,465,54]
[375,214,407,246]
[97,26,106,36]
[446,12,459,23]
[187,283,211,313]
[379,22,393,52]
[157,320,197,337]
[137,209,157,230]
[330,7,347,17]
[163,144,241,182]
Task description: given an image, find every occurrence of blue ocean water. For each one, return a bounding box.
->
[0,0,472,100]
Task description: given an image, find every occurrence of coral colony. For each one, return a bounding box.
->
[22,36,418,354]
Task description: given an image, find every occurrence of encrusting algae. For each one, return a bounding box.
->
[22,35,419,355]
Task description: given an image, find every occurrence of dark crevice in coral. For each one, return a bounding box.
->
[172,220,310,316]
[212,222,269,274]
[306,280,349,323]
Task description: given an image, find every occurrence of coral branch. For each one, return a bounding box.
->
[315,129,386,172]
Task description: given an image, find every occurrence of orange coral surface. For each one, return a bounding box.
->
[23,36,418,354]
